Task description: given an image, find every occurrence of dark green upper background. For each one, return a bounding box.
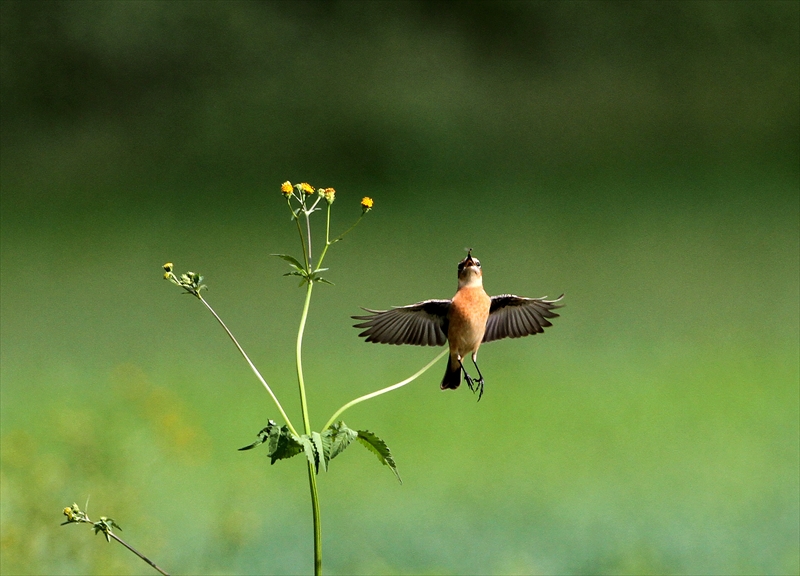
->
[1,2,798,575]
[2,0,798,206]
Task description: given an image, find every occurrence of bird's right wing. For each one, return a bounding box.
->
[483,294,564,342]
[352,299,451,346]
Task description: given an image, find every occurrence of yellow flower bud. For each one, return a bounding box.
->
[281,181,293,196]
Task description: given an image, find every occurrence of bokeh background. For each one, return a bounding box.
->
[1,1,798,574]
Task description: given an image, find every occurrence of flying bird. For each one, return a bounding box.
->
[352,250,563,399]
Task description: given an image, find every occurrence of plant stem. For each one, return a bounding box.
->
[295,281,322,574]
[295,283,314,434]
[307,462,322,575]
[305,208,314,268]
[316,202,332,267]
[292,197,310,271]
[322,348,448,431]
[198,294,298,437]
[317,213,364,271]
[108,532,170,576]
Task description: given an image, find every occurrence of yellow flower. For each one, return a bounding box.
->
[163,262,173,272]
[63,507,74,520]
[280,181,293,196]
[360,197,374,212]
[300,182,315,195]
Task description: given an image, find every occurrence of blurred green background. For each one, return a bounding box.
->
[1,1,798,574]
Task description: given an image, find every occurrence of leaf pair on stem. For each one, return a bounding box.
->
[239,420,401,483]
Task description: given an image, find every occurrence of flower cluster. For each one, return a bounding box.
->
[163,263,207,298]
[280,181,372,213]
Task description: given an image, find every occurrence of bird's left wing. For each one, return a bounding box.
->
[483,294,564,342]
[352,299,451,346]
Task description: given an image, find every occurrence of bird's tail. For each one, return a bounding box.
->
[440,355,461,390]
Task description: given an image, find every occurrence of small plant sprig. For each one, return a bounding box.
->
[61,502,169,576]
[161,181,444,575]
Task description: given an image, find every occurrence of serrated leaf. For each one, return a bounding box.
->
[238,438,262,451]
[270,427,304,464]
[239,421,304,464]
[311,431,326,473]
[322,421,358,464]
[298,435,319,472]
[267,424,282,455]
[238,422,275,451]
[357,430,402,484]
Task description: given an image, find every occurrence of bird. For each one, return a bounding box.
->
[352,250,563,399]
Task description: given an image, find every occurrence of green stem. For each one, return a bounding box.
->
[317,211,363,271]
[294,207,310,271]
[296,283,314,434]
[316,204,333,270]
[198,295,298,437]
[108,531,170,576]
[304,208,314,268]
[307,462,322,575]
[295,281,322,574]
[322,348,448,431]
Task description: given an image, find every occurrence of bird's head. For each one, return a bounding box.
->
[457,249,483,288]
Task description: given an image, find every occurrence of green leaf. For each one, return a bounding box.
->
[239,421,304,464]
[270,427,304,464]
[299,435,319,472]
[238,423,273,450]
[272,253,305,269]
[357,429,402,484]
[321,421,358,464]
[311,431,326,473]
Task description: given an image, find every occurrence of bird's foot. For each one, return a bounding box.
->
[464,373,475,392]
[464,374,484,401]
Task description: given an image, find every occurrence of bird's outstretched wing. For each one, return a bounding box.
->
[483,294,564,343]
[352,299,451,346]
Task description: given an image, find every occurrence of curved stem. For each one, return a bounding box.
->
[294,281,322,574]
[323,348,448,431]
[295,283,314,434]
[198,295,298,437]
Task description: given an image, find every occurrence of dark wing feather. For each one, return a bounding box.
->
[483,294,564,343]
[352,299,451,346]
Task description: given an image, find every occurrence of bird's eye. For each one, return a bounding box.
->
[474,260,481,267]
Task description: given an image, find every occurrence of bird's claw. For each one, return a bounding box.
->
[464,373,484,401]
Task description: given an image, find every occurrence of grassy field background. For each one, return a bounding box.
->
[1,2,798,574]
